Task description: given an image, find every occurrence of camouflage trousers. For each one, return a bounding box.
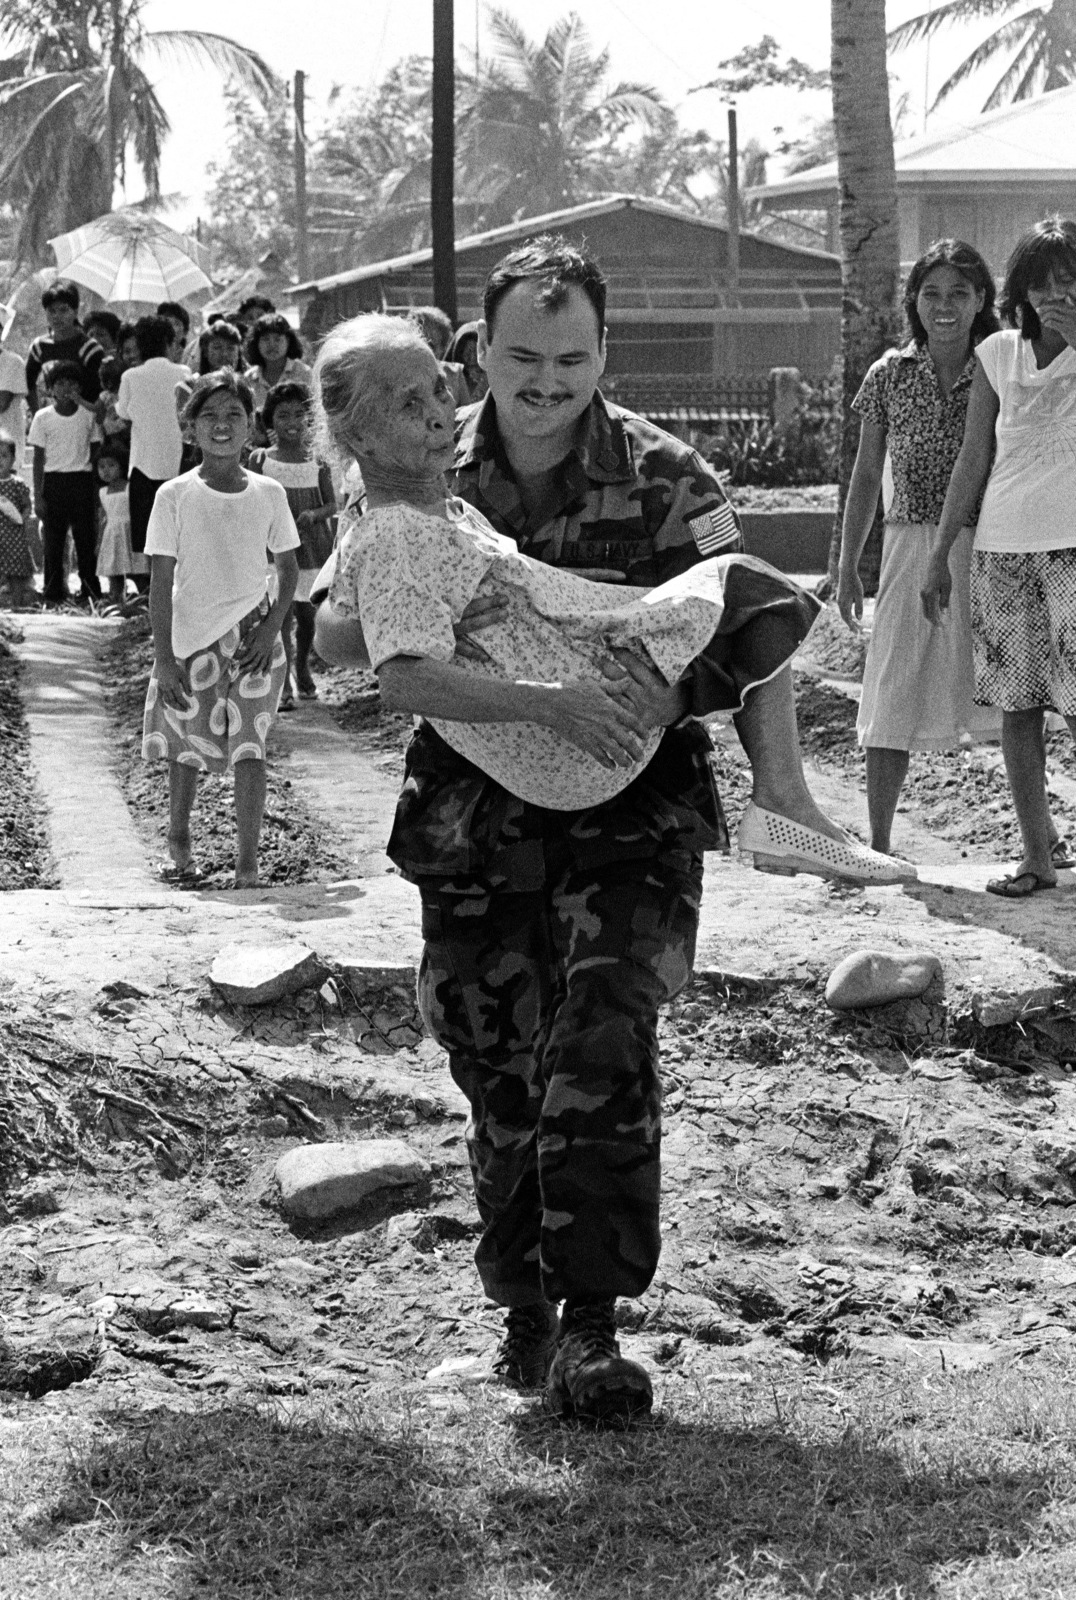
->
[416,841,703,1308]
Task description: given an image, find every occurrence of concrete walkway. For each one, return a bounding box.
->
[17,613,155,893]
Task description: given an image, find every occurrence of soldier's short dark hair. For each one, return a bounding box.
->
[1001,215,1076,341]
[483,236,606,339]
[42,279,80,312]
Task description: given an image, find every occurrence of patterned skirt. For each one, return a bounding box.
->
[142,598,287,772]
[971,546,1076,714]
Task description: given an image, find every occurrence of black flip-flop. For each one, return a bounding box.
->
[985,871,1057,899]
[1051,840,1075,870]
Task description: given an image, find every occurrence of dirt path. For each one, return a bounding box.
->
[8,613,1076,1598]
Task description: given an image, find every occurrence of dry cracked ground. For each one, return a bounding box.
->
[5,610,1076,1597]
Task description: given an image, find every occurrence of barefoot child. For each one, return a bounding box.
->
[249,380,335,704]
[142,370,299,888]
[0,431,35,608]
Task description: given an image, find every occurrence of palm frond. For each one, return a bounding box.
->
[138,29,279,101]
[0,78,85,192]
[888,0,1021,50]
[126,63,170,199]
[983,31,1050,105]
[0,67,86,118]
[928,12,1041,104]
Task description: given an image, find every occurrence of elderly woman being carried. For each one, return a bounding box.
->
[315,314,912,883]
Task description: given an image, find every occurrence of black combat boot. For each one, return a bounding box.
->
[545,1298,653,1421]
[492,1301,559,1389]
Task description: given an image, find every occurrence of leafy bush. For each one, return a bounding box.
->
[704,372,840,488]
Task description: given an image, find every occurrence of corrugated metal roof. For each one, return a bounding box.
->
[287,194,839,299]
[752,84,1076,203]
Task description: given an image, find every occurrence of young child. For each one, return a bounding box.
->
[249,380,335,704]
[0,431,35,609]
[142,370,299,889]
[28,360,101,605]
[95,444,146,608]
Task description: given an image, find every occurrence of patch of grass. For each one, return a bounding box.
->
[0,628,56,890]
[6,1354,1076,1598]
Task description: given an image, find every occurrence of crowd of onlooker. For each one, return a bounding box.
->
[0,279,487,708]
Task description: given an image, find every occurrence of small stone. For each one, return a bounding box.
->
[169,1295,231,1332]
[336,961,416,999]
[210,942,329,1006]
[14,1180,63,1217]
[385,1210,425,1246]
[824,950,942,1011]
[275,1140,430,1219]
[226,1242,262,1268]
[256,1115,291,1138]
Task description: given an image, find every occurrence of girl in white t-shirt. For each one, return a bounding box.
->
[923,216,1076,898]
[142,370,299,888]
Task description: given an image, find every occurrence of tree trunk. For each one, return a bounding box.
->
[826,0,901,594]
[431,0,458,323]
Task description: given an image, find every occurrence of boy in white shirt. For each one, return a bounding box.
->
[28,360,100,605]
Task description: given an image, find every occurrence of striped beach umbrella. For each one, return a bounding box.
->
[48,211,213,308]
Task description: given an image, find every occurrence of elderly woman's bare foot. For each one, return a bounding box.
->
[233,869,260,890]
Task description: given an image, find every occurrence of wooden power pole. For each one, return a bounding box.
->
[726,105,740,286]
[431,0,458,322]
[294,69,309,282]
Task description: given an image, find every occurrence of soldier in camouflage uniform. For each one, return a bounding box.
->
[312,238,847,1420]
[384,240,751,1422]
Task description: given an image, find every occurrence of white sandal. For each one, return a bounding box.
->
[736,803,917,885]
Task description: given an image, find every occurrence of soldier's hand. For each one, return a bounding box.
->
[540,680,648,768]
[601,649,687,730]
[454,593,508,662]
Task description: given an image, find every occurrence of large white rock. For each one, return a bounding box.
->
[825,949,942,1011]
[210,942,328,1005]
[275,1140,430,1219]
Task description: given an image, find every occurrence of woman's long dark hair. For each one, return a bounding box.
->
[999,216,1076,341]
[904,238,999,348]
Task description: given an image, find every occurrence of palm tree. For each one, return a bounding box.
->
[828,0,901,591]
[0,0,277,263]
[457,10,672,220]
[888,0,1076,111]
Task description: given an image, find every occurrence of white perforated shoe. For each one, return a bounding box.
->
[736,803,917,885]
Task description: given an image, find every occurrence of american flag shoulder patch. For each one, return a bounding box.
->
[688,501,740,555]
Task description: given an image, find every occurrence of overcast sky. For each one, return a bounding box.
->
[136,0,1004,225]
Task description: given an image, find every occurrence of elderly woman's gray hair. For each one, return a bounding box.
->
[312,313,436,470]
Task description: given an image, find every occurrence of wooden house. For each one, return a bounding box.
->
[750,85,1076,273]
[287,195,842,422]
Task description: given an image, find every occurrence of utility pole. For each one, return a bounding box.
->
[294,68,309,282]
[726,104,740,287]
[431,0,458,322]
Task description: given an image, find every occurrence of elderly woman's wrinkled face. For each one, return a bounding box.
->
[353,346,455,476]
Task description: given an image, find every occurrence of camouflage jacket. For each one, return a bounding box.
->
[387,391,740,887]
